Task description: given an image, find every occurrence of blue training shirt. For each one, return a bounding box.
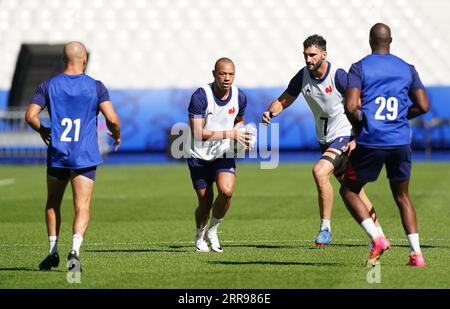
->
[348,53,424,148]
[31,73,110,169]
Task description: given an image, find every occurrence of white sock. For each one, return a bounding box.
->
[376,225,385,237]
[208,217,223,233]
[71,234,83,257]
[49,236,58,255]
[196,226,206,242]
[360,218,379,240]
[407,233,422,254]
[320,219,331,231]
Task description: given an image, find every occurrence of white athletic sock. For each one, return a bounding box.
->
[360,218,379,240]
[376,225,385,237]
[49,236,58,255]
[196,226,206,241]
[407,233,422,254]
[208,217,223,233]
[320,219,331,231]
[71,234,83,257]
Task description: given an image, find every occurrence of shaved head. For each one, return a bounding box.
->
[214,57,234,71]
[212,57,235,94]
[63,41,87,65]
[369,23,392,49]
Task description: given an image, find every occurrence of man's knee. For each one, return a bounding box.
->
[46,192,64,207]
[393,191,410,206]
[74,205,90,214]
[312,164,332,183]
[196,187,213,205]
[340,180,364,197]
[216,172,235,199]
[45,202,61,210]
[199,196,213,209]
[218,186,233,199]
[390,180,411,206]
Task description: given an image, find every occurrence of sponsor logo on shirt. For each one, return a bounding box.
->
[228,107,235,115]
[325,86,333,94]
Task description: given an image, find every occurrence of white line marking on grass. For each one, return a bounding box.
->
[1,238,449,248]
[235,192,317,197]
[0,179,15,187]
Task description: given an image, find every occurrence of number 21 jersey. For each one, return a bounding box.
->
[31,73,109,168]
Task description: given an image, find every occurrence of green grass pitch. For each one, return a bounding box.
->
[1,162,449,288]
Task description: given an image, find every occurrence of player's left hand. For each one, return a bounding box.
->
[237,131,252,150]
[342,140,356,156]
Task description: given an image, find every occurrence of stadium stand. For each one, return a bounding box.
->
[1,0,450,88]
[0,0,449,159]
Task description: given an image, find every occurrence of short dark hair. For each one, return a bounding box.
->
[214,57,234,71]
[303,35,326,51]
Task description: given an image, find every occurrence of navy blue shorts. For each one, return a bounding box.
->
[320,136,353,153]
[345,145,411,183]
[187,157,236,190]
[47,166,97,181]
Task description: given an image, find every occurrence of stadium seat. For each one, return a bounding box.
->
[0,0,450,89]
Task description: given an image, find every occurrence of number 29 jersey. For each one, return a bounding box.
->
[31,73,110,169]
[348,54,425,148]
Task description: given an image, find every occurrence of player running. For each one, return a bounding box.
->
[26,41,121,272]
[187,57,250,253]
[262,35,385,247]
[340,23,429,267]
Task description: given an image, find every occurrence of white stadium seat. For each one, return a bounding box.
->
[0,0,449,89]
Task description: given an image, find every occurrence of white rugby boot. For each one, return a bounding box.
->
[206,229,223,253]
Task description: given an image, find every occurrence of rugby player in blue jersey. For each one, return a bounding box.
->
[25,42,121,272]
[340,23,429,267]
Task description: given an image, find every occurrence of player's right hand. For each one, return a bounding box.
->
[107,131,121,152]
[342,140,356,157]
[262,111,272,125]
